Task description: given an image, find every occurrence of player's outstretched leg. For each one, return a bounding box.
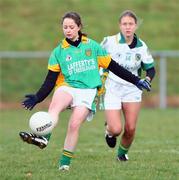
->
[19,132,49,149]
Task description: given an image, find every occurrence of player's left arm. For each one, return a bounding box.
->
[96,41,151,91]
[145,67,156,82]
[141,46,156,83]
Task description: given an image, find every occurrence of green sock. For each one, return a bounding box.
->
[59,149,74,166]
[43,133,51,141]
[118,142,129,157]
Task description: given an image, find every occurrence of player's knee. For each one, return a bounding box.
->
[108,125,122,136]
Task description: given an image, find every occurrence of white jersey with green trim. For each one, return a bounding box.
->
[101,33,154,85]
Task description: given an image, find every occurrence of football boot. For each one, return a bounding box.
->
[19,132,48,149]
[117,154,129,161]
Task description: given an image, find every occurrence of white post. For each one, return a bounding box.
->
[159,57,167,109]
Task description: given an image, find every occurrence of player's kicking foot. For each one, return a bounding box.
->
[117,154,129,161]
[59,165,70,171]
[105,131,117,148]
[19,132,48,149]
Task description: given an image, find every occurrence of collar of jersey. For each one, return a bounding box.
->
[61,35,88,48]
[118,33,143,47]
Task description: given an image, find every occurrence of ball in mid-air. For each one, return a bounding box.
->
[29,111,53,136]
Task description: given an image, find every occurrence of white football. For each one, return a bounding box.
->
[29,111,53,136]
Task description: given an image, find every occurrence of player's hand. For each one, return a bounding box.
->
[136,78,151,91]
[22,94,39,110]
[97,72,108,96]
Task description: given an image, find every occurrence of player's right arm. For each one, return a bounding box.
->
[22,47,61,110]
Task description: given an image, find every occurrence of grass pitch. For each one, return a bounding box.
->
[0,108,179,180]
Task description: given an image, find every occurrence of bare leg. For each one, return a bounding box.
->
[104,109,122,148]
[105,110,122,136]
[64,106,89,151]
[59,106,90,169]
[48,89,73,127]
[121,102,141,148]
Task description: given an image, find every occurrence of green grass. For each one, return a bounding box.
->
[0,109,179,180]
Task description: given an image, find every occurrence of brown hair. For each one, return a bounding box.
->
[61,12,86,36]
[119,10,138,24]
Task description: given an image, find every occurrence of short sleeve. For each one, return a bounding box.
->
[48,47,61,72]
[100,37,109,50]
[93,40,111,69]
[142,45,155,70]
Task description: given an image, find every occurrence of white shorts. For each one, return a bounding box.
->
[57,86,97,111]
[104,78,142,110]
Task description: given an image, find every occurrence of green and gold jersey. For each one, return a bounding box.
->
[48,36,111,89]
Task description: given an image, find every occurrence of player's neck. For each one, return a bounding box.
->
[125,36,133,45]
[66,34,82,47]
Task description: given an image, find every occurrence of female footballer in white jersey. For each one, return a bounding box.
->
[19,11,150,171]
[101,10,156,161]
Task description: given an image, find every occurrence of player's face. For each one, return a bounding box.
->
[119,16,137,39]
[63,18,81,41]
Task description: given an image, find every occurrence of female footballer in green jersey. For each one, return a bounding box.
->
[101,10,156,161]
[19,11,151,171]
